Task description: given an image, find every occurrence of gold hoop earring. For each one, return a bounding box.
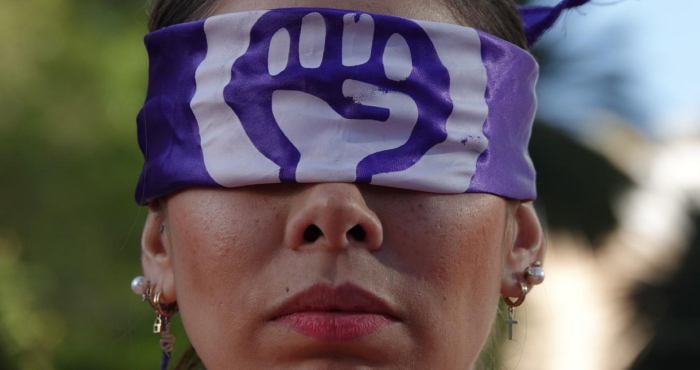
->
[132,276,179,368]
[145,286,178,356]
[502,281,528,340]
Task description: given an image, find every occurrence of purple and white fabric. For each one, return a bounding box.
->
[135,3,590,205]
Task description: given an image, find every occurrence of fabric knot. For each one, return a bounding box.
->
[519,0,592,48]
[564,0,592,8]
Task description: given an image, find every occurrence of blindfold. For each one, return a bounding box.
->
[135,1,591,205]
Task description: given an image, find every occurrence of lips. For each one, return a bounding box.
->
[269,282,400,341]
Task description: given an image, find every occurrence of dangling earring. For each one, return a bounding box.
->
[131,276,179,368]
[503,281,528,340]
[502,261,546,340]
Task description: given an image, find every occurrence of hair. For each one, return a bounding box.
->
[145,0,528,368]
[147,0,528,49]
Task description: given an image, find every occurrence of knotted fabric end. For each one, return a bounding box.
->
[518,0,592,48]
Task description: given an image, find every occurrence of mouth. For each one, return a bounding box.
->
[269,282,400,341]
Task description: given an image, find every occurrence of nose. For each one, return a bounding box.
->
[284,183,383,252]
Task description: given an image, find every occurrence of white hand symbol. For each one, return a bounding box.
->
[269,12,419,182]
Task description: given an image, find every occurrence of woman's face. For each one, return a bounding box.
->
[159,184,512,370]
[141,1,544,369]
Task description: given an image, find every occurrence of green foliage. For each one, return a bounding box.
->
[0,233,63,370]
[0,0,195,368]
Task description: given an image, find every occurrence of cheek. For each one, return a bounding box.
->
[375,196,506,363]
[381,197,506,294]
[170,205,266,297]
[166,192,287,360]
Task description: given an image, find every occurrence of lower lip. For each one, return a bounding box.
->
[274,312,397,341]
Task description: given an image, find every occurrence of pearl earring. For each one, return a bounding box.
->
[131,276,149,300]
[525,261,545,285]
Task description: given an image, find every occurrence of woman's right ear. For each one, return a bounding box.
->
[141,201,177,304]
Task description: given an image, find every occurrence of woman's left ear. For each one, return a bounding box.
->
[500,201,546,297]
[141,203,177,304]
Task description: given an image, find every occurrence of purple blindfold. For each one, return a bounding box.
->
[135,2,591,205]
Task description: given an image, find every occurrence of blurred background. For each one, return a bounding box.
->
[0,0,698,369]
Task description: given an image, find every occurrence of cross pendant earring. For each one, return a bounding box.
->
[505,307,518,340]
[502,281,528,340]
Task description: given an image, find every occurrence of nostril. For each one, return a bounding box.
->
[347,225,366,242]
[303,224,323,242]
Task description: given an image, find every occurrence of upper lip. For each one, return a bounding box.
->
[269,282,401,321]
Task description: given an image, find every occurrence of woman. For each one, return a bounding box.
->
[129,0,579,368]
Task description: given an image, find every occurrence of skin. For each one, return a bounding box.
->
[141,1,546,369]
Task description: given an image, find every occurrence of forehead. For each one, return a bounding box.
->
[213,0,460,24]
